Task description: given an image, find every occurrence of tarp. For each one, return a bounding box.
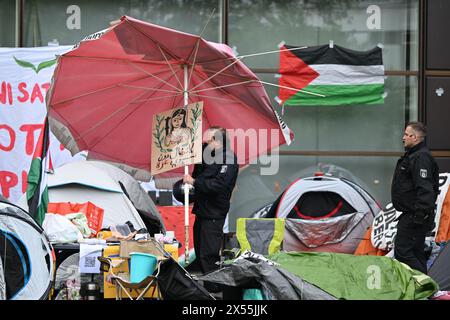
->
[198,251,337,300]
[268,251,438,300]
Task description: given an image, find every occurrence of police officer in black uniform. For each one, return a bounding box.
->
[391,121,439,274]
[183,126,238,279]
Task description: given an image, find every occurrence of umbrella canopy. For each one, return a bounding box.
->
[46,16,293,180]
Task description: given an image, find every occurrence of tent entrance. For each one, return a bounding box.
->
[1,229,31,299]
[289,191,356,219]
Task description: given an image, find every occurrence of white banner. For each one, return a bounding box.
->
[371,203,400,251]
[371,173,450,249]
[0,46,83,204]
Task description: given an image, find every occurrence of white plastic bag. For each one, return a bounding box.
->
[43,213,83,243]
[65,212,91,238]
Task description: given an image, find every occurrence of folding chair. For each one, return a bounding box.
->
[98,256,163,300]
[236,218,285,255]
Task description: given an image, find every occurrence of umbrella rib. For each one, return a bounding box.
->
[187,46,309,67]
[201,67,255,82]
[51,72,169,106]
[63,55,172,66]
[156,45,184,90]
[190,80,256,94]
[185,8,215,87]
[187,39,201,90]
[118,84,179,94]
[131,93,183,104]
[127,61,182,92]
[189,56,243,92]
[189,92,238,103]
[84,72,183,150]
[190,70,278,123]
[259,80,326,97]
[73,89,151,142]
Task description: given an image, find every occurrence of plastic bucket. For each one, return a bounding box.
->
[129,252,157,283]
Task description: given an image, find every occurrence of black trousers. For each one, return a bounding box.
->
[394,213,428,274]
[193,217,225,274]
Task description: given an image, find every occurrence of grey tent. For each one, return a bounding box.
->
[259,175,380,254]
[428,241,450,291]
[0,199,53,300]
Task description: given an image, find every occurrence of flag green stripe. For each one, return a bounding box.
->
[36,187,48,226]
[26,157,42,198]
[285,84,384,106]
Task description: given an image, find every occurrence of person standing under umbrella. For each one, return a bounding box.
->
[183,126,238,287]
[391,121,439,274]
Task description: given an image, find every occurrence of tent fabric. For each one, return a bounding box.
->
[428,241,450,291]
[354,227,389,256]
[436,184,450,243]
[268,251,438,300]
[0,200,53,300]
[275,176,376,218]
[283,212,371,253]
[236,218,285,255]
[87,161,166,233]
[261,176,378,254]
[198,253,337,300]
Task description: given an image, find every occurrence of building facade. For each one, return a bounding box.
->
[1,0,449,231]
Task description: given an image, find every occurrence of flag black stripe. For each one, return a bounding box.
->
[285,44,382,66]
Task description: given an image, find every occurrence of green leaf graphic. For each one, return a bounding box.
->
[36,58,57,73]
[13,56,37,73]
[13,56,57,74]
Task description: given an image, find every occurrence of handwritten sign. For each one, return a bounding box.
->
[151,102,203,175]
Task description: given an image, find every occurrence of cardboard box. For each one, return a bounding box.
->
[164,244,179,261]
[119,239,166,259]
[102,245,158,299]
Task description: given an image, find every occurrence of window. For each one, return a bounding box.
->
[23,0,221,47]
[0,0,16,47]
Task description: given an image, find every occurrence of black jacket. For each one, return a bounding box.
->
[192,147,239,219]
[391,141,439,214]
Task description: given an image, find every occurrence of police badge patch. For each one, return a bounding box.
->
[420,169,428,178]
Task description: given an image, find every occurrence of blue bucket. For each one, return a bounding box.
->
[129,252,157,283]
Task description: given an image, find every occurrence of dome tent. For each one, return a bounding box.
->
[262,174,380,254]
[0,199,54,300]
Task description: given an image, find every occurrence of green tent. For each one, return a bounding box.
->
[269,251,438,300]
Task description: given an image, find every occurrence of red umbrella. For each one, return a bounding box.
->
[47,16,292,179]
[46,16,293,261]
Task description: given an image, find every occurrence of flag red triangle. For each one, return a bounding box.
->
[279,46,319,103]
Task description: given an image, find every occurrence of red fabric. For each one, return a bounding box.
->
[157,205,195,257]
[47,16,293,178]
[436,187,450,243]
[431,292,450,300]
[354,226,388,256]
[47,201,104,237]
[279,45,319,103]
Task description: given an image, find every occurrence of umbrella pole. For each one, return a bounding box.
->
[183,64,190,265]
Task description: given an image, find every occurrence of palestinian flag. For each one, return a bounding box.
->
[26,118,52,226]
[279,44,384,106]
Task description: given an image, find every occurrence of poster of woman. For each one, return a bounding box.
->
[151,102,203,175]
